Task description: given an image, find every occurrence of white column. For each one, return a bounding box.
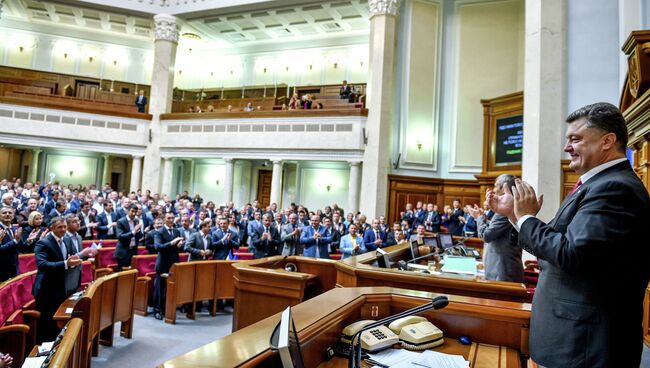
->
[101,154,111,186]
[359,0,400,219]
[223,158,235,203]
[130,155,143,193]
[270,160,283,206]
[161,157,174,196]
[348,161,362,215]
[28,149,41,183]
[141,14,179,194]
[522,0,566,221]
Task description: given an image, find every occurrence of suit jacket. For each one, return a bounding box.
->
[250,225,281,259]
[280,223,301,254]
[363,229,387,252]
[423,211,441,232]
[153,227,181,274]
[135,95,147,108]
[184,231,213,261]
[447,208,464,236]
[97,211,118,239]
[325,227,341,253]
[0,225,21,282]
[77,211,96,239]
[178,226,196,241]
[211,228,240,260]
[299,226,331,259]
[413,209,426,227]
[115,217,143,261]
[339,234,366,259]
[477,214,523,283]
[517,161,650,368]
[33,234,79,310]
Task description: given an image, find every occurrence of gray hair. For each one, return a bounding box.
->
[495,174,516,193]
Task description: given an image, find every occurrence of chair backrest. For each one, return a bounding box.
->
[179,252,189,263]
[0,284,16,325]
[131,255,157,276]
[137,246,148,255]
[10,272,36,310]
[80,261,94,288]
[168,262,195,304]
[81,240,96,249]
[18,253,36,274]
[97,247,117,269]
[101,239,118,247]
[114,270,137,323]
[194,261,217,302]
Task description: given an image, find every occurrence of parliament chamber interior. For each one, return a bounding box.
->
[0,0,649,367]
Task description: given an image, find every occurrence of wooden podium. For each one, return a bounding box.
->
[161,287,531,368]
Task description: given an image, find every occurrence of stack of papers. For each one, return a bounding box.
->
[367,349,468,368]
[37,341,54,354]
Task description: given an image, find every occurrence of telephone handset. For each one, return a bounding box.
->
[388,316,444,350]
[338,320,399,354]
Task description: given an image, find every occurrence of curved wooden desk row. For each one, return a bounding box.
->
[161,287,531,368]
[163,260,239,324]
[54,270,137,368]
[29,318,84,368]
[231,243,527,331]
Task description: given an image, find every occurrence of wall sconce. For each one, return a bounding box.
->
[69,170,74,177]
[360,61,364,67]
[230,70,234,75]
[416,141,423,151]
[88,56,94,63]
[63,53,68,59]
[215,179,220,186]
[263,67,267,74]
[285,66,289,72]
[179,70,183,75]
[19,46,24,53]
[309,64,313,70]
[333,62,338,69]
[113,60,118,66]
[210,71,214,77]
[326,184,332,192]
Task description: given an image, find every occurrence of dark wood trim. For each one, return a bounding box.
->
[0,96,152,120]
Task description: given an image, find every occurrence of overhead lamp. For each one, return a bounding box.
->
[181,32,201,41]
[416,141,423,151]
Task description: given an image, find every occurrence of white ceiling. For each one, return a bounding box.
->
[1,0,370,50]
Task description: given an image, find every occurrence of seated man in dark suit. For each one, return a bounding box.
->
[33,217,82,342]
[363,218,388,251]
[185,219,213,261]
[152,212,185,320]
[0,206,23,282]
[115,204,143,270]
[211,218,240,260]
[250,214,281,259]
[339,80,351,100]
[488,103,650,367]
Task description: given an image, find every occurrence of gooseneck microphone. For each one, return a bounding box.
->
[348,295,450,368]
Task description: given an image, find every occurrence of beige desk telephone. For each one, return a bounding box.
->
[339,316,444,353]
[340,320,398,353]
[388,316,444,350]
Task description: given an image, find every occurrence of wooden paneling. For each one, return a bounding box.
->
[0,95,151,120]
[162,287,531,368]
[387,175,480,223]
[257,170,273,209]
[160,108,368,120]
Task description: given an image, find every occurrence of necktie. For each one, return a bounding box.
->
[569,179,583,195]
[59,239,67,259]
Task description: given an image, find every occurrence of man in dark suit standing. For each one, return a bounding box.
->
[135,90,147,113]
[33,217,82,342]
[250,214,281,259]
[77,201,97,240]
[339,80,351,100]
[446,199,464,236]
[322,217,341,254]
[211,218,239,260]
[363,218,387,251]
[152,212,184,320]
[185,219,213,261]
[97,201,118,239]
[0,206,23,282]
[115,205,143,270]
[489,103,650,367]
[423,203,441,233]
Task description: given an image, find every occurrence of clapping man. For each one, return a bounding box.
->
[152,213,185,320]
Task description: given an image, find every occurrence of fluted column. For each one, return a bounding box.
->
[161,157,174,196]
[270,160,283,206]
[130,155,143,193]
[102,154,111,186]
[348,161,362,215]
[522,0,565,221]
[141,14,179,193]
[223,158,235,203]
[359,0,400,218]
[28,149,41,183]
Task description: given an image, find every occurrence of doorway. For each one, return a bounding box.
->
[256,170,272,209]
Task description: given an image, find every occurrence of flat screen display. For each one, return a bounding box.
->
[437,233,454,250]
[270,307,305,368]
[409,241,420,260]
[495,115,523,165]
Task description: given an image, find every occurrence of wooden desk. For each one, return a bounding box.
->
[161,287,531,368]
[336,243,527,302]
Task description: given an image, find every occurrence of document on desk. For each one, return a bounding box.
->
[367,349,468,368]
[22,356,47,368]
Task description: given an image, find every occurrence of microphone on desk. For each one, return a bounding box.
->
[347,295,449,368]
